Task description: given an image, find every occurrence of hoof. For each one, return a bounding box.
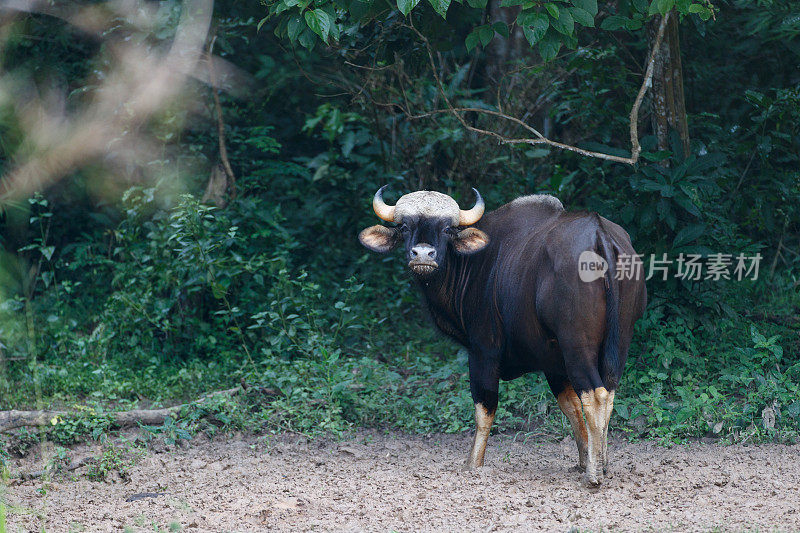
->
[583,473,602,488]
[462,462,480,471]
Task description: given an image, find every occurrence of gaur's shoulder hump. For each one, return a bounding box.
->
[507,194,564,211]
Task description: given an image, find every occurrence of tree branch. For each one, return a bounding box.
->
[207,35,237,199]
[398,13,670,165]
[0,386,279,433]
[0,0,215,205]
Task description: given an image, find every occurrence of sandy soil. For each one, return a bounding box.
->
[4,430,800,532]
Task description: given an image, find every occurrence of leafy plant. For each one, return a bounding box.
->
[86,441,146,482]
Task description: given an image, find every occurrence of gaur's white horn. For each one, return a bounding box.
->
[372,185,396,222]
[459,188,485,226]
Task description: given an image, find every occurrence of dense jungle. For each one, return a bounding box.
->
[0,0,799,528]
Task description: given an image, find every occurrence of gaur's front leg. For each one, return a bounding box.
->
[464,350,499,469]
[465,402,496,468]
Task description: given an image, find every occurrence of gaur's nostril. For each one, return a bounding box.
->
[411,244,436,262]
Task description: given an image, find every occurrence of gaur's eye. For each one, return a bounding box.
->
[398,224,410,234]
[444,227,457,236]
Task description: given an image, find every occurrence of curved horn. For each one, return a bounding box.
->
[459,188,485,226]
[372,185,396,222]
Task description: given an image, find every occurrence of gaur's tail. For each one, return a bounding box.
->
[596,227,621,390]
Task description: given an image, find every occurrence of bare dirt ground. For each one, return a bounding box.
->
[4,430,800,532]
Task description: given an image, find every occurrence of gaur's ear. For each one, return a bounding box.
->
[359,225,400,253]
[452,227,489,255]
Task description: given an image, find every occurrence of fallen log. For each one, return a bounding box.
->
[0,385,279,433]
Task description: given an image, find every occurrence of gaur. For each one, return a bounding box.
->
[358,186,647,486]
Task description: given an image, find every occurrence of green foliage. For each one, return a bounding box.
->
[0,0,799,452]
[265,0,714,59]
[49,409,115,445]
[618,311,800,443]
[140,417,194,447]
[86,440,146,482]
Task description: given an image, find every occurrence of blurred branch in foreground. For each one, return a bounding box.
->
[0,0,248,206]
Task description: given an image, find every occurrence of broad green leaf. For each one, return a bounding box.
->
[687,3,704,12]
[499,0,524,6]
[478,25,494,46]
[641,150,672,161]
[492,21,510,38]
[211,282,227,299]
[349,0,373,21]
[328,21,341,41]
[341,131,356,157]
[465,29,481,51]
[304,9,331,42]
[257,16,268,32]
[569,6,594,27]
[648,0,663,15]
[466,0,488,8]
[658,0,675,13]
[298,27,317,49]
[41,246,55,261]
[312,163,329,181]
[287,16,304,41]
[625,17,643,30]
[545,3,559,19]
[674,192,701,217]
[520,12,549,47]
[397,0,421,16]
[561,30,578,49]
[673,223,706,247]
[600,15,629,30]
[428,0,452,17]
[550,5,574,35]
[538,30,562,61]
[571,0,597,16]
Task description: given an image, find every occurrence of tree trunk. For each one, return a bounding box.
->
[484,0,526,85]
[202,163,229,208]
[648,12,690,162]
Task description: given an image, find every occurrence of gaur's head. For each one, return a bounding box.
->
[359,186,490,277]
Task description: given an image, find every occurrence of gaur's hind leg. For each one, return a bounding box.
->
[546,376,588,471]
[464,350,499,469]
[575,382,616,487]
[578,385,607,486]
[601,389,615,474]
[563,350,611,487]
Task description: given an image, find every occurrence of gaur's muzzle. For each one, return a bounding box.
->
[409,244,438,274]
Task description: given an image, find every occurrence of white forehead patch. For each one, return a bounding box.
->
[394,191,459,225]
[510,194,564,211]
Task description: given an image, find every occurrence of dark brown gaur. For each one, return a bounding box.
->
[359,187,647,486]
